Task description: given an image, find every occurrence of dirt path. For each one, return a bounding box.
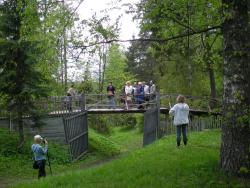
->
[79,155,121,169]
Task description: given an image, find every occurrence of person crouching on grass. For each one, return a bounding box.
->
[169,95,190,147]
[32,135,48,179]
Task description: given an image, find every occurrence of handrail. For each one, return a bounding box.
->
[0,93,222,118]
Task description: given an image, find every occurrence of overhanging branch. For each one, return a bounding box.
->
[75,25,221,49]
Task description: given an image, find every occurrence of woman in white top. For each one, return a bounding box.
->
[169,95,189,147]
[125,81,133,109]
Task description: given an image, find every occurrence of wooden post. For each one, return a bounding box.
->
[156,92,160,139]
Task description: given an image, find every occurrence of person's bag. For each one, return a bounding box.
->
[33,161,39,169]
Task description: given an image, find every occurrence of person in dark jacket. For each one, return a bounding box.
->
[136,82,145,109]
[107,82,116,108]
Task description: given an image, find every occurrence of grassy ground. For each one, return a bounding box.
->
[14,130,249,188]
[0,127,137,187]
[108,127,142,153]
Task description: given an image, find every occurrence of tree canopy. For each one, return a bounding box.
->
[0,0,249,176]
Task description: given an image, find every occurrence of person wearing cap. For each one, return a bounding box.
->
[31,135,48,178]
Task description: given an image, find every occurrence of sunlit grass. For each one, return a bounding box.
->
[15,131,248,188]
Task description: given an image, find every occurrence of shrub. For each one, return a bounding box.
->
[89,129,121,157]
[135,114,144,133]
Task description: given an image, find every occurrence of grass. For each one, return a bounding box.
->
[108,127,142,152]
[14,130,249,188]
[0,126,143,186]
[0,127,135,187]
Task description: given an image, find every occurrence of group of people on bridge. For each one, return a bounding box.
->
[107,80,156,109]
[32,94,189,179]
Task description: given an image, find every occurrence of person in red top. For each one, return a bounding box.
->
[107,82,116,108]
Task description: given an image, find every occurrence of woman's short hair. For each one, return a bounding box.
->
[177,95,185,103]
[34,135,42,142]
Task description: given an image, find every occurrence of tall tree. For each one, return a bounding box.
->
[105,44,133,90]
[0,0,48,151]
[126,35,156,82]
[220,0,250,175]
[134,0,222,96]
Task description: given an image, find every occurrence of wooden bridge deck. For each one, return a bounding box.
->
[0,93,222,119]
[47,108,221,116]
[88,108,221,116]
[0,107,221,120]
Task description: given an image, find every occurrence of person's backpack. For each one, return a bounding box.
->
[33,161,39,169]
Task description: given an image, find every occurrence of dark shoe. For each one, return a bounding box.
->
[177,142,180,147]
[184,141,187,146]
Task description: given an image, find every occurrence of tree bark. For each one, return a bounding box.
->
[17,106,24,152]
[220,0,250,176]
[62,0,67,92]
[208,63,217,109]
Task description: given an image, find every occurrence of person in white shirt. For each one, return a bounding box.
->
[143,82,150,102]
[132,82,138,103]
[149,80,156,100]
[169,95,189,147]
[66,85,76,112]
[125,81,133,109]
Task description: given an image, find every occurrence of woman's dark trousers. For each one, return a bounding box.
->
[176,124,188,146]
[37,160,46,178]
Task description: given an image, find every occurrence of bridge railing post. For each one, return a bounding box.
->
[80,94,86,111]
[156,92,161,139]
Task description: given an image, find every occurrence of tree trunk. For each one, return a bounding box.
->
[62,0,67,92]
[17,107,24,152]
[101,43,107,93]
[220,0,250,176]
[63,29,67,92]
[98,47,102,93]
[208,63,217,109]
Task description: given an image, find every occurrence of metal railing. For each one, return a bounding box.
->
[63,111,88,161]
[0,93,222,118]
[158,113,222,138]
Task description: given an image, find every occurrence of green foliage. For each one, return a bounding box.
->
[0,0,49,116]
[126,40,156,82]
[126,0,224,97]
[89,129,121,157]
[135,114,144,133]
[0,128,70,179]
[0,127,123,181]
[76,80,94,94]
[88,114,137,134]
[105,44,134,91]
[88,115,113,135]
[15,131,249,188]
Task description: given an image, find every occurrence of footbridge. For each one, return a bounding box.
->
[0,93,222,160]
[0,93,220,116]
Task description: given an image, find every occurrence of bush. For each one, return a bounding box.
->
[135,114,144,133]
[88,115,113,134]
[0,129,70,163]
[89,129,121,157]
[88,114,137,134]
